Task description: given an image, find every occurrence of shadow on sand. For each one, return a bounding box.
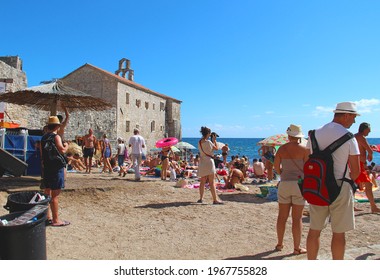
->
[218,192,272,205]
[135,201,195,209]
[225,249,294,260]
[0,176,41,191]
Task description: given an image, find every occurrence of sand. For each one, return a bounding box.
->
[0,172,379,260]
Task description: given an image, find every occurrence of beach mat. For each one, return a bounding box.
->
[354,184,380,203]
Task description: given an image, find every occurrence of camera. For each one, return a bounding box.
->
[210,132,219,138]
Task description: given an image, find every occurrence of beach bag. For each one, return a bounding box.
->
[299,130,353,206]
[42,133,67,170]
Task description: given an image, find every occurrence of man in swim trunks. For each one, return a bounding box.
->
[82,128,97,173]
[354,122,380,213]
[221,144,229,165]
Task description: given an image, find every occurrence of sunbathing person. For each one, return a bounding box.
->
[66,152,86,171]
[223,161,244,189]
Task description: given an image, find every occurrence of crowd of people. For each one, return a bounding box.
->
[39,101,380,260]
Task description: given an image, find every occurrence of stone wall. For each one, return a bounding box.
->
[62,64,182,150]
[0,58,27,93]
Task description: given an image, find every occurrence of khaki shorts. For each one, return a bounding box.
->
[309,182,355,233]
[277,180,305,206]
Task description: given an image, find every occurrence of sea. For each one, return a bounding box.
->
[182,137,380,164]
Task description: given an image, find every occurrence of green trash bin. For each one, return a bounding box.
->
[0,209,47,260]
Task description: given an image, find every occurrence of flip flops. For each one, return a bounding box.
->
[51,220,70,227]
[293,248,307,255]
[213,200,224,205]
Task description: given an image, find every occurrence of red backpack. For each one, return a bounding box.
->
[299,130,353,206]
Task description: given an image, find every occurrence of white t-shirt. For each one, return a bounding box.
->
[306,122,360,180]
[117,143,126,156]
[129,135,145,155]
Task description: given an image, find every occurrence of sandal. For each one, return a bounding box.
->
[51,220,71,227]
[293,248,307,255]
[275,244,283,251]
[213,200,224,205]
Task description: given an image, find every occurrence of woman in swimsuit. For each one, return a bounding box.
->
[101,134,113,173]
[160,146,172,180]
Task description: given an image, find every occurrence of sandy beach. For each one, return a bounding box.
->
[0,172,379,260]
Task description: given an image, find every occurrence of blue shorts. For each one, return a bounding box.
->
[117,155,125,167]
[43,168,65,190]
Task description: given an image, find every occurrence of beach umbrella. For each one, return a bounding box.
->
[0,80,112,115]
[175,141,196,161]
[170,146,181,153]
[257,134,290,147]
[257,134,307,147]
[175,141,196,150]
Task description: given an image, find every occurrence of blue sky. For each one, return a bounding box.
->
[2,0,380,137]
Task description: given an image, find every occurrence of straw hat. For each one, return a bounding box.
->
[333,102,360,116]
[286,124,304,138]
[47,116,60,125]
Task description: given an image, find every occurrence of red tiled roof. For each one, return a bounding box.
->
[63,63,182,103]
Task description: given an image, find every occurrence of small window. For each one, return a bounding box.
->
[152,103,156,110]
[160,101,165,111]
[145,102,149,110]
[126,121,130,132]
[126,92,130,104]
[136,99,141,108]
[151,121,156,132]
[160,125,164,132]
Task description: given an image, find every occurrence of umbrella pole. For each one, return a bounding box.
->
[50,100,58,116]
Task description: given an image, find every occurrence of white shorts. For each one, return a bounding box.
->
[277,180,305,205]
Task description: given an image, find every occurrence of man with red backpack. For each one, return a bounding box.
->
[306,102,360,260]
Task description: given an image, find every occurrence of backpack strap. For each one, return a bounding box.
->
[310,130,353,154]
[309,130,320,152]
[325,132,354,154]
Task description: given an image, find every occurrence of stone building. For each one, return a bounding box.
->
[0,56,182,150]
[0,56,47,126]
[61,59,182,149]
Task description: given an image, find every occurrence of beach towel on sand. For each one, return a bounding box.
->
[354,184,380,202]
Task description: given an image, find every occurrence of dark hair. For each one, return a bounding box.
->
[47,124,60,131]
[57,115,63,122]
[359,122,370,133]
[200,126,211,137]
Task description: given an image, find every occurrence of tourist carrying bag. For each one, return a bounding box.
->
[42,133,67,170]
[299,130,353,206]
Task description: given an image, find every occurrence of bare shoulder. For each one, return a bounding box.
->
[354,133,366,145]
